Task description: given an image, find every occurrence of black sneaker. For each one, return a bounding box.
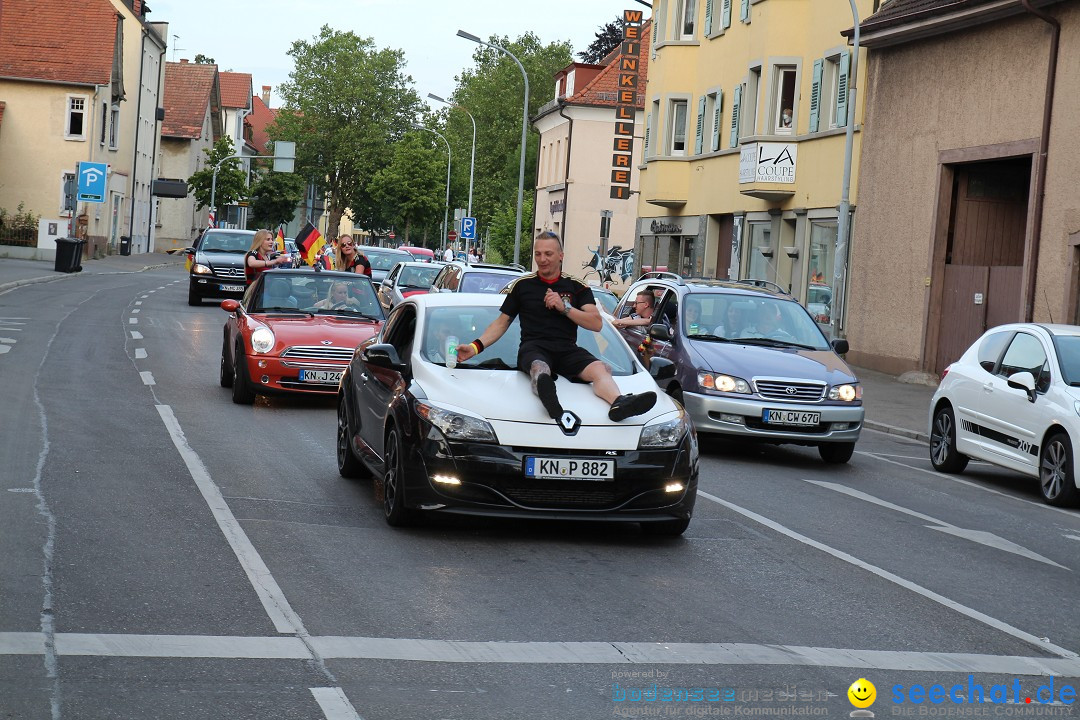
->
[536,374,564,419]
[608,391,657,422]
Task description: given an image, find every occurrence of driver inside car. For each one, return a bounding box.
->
[742,303,795,341]
[313,281,361,310]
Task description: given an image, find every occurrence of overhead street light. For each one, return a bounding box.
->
[428,93,476,220]
[411,124,452,253]
[457,29,529,266]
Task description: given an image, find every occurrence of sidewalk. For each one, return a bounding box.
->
[0,251,185,293]
[0,253,936,442]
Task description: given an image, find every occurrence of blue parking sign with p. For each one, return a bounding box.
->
[460,217,477,240]
[77,161,107,203]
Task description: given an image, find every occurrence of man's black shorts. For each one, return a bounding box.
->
[518,340,599,380]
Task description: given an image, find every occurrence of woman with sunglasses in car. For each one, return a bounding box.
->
[336,234,372,277]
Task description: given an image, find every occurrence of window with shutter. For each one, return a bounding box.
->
[670,100,689,156]
[711,90,723,152]
[808,58,823,133]
[721,0,732,29]
[694,96,706,155]
[740,0,750,23]
[644,110,653,157]
[730,85,742,148]
[704,0,714,35]
[836,51,851,127]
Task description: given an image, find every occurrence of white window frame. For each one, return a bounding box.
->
[109,103,120,149]
[771,64,799,135]
[744,65,762,137]
[677,0,697,40]
[668,98,690,156]
[65,94,88,141]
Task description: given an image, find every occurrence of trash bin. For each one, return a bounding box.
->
[119,235,131,256]
[54,237,84,273]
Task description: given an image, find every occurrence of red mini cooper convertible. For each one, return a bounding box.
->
[220,269,385,404]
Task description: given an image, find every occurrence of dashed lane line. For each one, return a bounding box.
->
[135,348,147,359]
[310,687,363,720]
[140,371,155,386]
[130,331,142,340]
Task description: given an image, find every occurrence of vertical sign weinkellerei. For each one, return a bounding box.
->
[611,9,643,200]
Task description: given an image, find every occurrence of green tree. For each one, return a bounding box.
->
[187,137,245,210]
[247,171,306,230]
[578,16,625,64]
[486,195,534,265]
[194,53,216,65]
[271,26,421,237]
[369,132,444,245]
[442,33,572,255]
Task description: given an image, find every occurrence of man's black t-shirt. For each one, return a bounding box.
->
[500,272,596,345]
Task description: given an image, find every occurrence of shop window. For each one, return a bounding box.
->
[807,221,838,324]
[746,222,773,282]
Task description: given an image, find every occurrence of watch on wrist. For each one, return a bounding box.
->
[562,299,572,315]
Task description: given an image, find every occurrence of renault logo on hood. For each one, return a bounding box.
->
[557,410,582,436]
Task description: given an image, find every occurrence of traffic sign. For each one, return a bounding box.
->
[447,230,458,242]
[388,231,396,240]
[77,161,108,203]
[460,217,477,240]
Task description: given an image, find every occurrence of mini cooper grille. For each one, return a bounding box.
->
[281,346,354,361]
[754,380,826,402]
[213,267,245,279]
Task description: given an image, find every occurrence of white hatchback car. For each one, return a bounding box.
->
[929,323,1080,506]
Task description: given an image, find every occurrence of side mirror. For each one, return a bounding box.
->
[649,323,672,342]
[362,343,407,372]
[220,299,240,313]
[1006,371,1037,403]
[649,356,677,380]
[831,338,849,355]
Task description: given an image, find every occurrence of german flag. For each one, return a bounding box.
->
[295,221,326,267]
[275,227,286,254]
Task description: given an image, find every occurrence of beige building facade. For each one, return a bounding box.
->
[638,0,875,335]
[846,0,1078,375]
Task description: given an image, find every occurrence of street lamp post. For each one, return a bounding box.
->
[833,0,860,341]
[412,124,452,253]
[457,30,529,266]
[427,93,476,220]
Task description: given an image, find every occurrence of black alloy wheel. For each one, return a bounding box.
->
[219,337,234,388]
[383,427,413,527]
[337,392,368,479]
[231,342,255,405]
[187,284,201,306]
[1040,433,1079,507]
[929,405,968,473]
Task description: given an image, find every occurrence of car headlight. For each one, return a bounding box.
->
[828,384,862,402]
[639,409,690,449]
[250,326,275,354]
[192,263,212,275]
[416,401,498,443]
[698,372,751,394]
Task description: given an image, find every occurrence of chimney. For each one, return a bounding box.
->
[180,58,189,64]
[261,85,271,105]
[132,0,142,15]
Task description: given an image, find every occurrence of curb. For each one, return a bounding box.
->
[0,260,180,294]
[864,419,929,444]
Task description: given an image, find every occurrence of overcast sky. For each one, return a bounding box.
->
[147,0,648,107]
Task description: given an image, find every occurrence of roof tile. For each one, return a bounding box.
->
[566,21,651,109]
[162,61,217,139]
[248,93,278,155]
[0,0,115,86]
[219,71,252,109]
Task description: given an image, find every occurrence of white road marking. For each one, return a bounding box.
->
[7,488,35,493]
[1067,535,1080,542]
[858,451,1080,519]
[0,632,1077,675]
[135,348,147,359]
[135,301,142,306]
[696,490,1079,660]
[0,345,10,355]
[131,309,140,314]
[128,317,137,325]
[130,331,143,340]
[0,337,16,343]
[155,405,306,635]
[310,687,363,720]
[140,295,149,299]
[139,371,155,386]
[803,480,1066,569]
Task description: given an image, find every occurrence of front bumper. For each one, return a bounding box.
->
[401,427,698,523]
[242,354,346,396]
[682,391,863,443]
[190,274,246,298]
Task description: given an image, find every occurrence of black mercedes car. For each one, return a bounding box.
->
[184,229,255,305]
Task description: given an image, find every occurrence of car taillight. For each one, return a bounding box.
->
[941,365,951,380]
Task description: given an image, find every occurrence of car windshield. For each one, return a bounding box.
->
[460,272,516,294]
[682,292,830,350]
[591,289,618,314]
[251,274,384,319]
[1052,334,1080,385]
[199,231,253,253]
[399,265,440,289]
[365,250,410,271]
[420,306,637,376]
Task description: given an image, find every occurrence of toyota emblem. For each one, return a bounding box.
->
[785,387,797,395]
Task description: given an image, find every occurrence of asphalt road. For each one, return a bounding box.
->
[2,266,1079,720]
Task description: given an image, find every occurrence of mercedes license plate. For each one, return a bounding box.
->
[525,457,614,481]
[763,409,821,426]
[220,283,244,292]
[299,369,342,384]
